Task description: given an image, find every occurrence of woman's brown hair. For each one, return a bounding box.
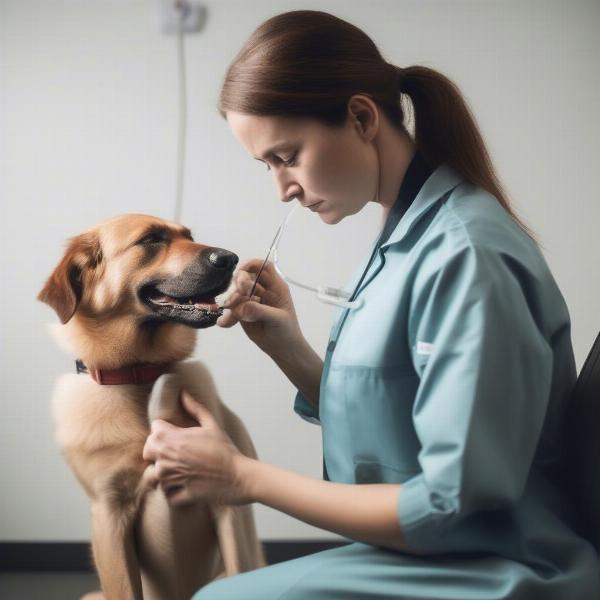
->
[219,9,537,244]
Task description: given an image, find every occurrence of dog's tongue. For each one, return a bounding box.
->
[154,293,177,303]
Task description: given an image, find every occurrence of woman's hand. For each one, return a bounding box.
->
[216,258,303,359]
[142,390,253,507]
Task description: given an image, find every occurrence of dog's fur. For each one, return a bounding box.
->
[38,214,266,599]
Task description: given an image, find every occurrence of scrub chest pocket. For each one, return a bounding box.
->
[327,362,422,483]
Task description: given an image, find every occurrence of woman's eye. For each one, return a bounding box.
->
[265,152,297,171]
[282,153,298,167]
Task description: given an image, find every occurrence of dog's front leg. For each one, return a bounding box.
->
[90,500,143,600]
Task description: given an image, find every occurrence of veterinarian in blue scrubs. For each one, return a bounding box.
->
[143,9,600,599]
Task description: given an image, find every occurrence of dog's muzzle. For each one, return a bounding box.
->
[139,247,238,329]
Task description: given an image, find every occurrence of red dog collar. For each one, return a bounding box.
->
[75,359,172,385]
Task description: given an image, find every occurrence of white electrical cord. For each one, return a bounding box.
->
[174,3,188,223]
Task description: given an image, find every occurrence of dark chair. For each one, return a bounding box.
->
[564,330,600,553]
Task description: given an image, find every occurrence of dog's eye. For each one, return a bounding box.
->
[137,233,165,245]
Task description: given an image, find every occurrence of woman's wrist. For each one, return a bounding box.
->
[268,331,308,365]
[269,335,322,408]
[233,453,262,504]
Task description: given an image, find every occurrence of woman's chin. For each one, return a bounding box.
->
[318,208,344,225]
[320,214,338,225]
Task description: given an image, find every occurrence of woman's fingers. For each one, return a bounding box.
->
[216,294,262,328]
[233,297,281,324]
[216,273,264,308]
[232,272,266,299]
[219,270,265,307]
[222,290,262,310]
[142,463,159,489]
[237,259,280,287]
[237,257,271,273]
[216,308,239,328]
[166,484,193,506]
[215,258,291,331]
[148,464,192,506]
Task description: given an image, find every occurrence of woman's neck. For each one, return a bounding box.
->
[373,126,417,224]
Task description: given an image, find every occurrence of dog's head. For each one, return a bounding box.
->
[38,214,238,366]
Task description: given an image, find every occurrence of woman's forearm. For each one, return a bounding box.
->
[235,455,417,554]
[269,336,323,409]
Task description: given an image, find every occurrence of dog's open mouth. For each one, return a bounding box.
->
[140,282,228,329]
[149,290,221,314]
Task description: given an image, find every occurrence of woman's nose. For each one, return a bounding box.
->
[273,172,301,203]
[280,184,302,203]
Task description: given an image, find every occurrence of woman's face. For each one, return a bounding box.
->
[227,111,379,224]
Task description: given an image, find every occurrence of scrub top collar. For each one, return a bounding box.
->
[381,161,465,249]
[344,150,433,305]
[378,149,434,247]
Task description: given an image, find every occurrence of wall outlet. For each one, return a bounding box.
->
[158,0,206,34]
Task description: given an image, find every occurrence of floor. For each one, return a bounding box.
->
[0,541,346,599]
[0,571,101,600]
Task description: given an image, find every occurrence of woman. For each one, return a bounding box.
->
[142,10,600,599]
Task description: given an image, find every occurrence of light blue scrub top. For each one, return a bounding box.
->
[294,161,600,593]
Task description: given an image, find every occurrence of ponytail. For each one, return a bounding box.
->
[395,65,537,243]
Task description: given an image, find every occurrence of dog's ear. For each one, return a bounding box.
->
[37,232,102,324]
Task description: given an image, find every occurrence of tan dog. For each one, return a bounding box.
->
[38,214,266,600]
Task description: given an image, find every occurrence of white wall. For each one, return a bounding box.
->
[1,0,599,543]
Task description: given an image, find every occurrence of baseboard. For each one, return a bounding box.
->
[0,540,350,571]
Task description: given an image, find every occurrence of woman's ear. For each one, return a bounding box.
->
[37,232,101,324]
[347,94,379,141]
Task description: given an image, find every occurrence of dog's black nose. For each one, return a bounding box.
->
[207,248,239,270]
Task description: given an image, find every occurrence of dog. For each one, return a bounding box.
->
[38,213,267,600]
